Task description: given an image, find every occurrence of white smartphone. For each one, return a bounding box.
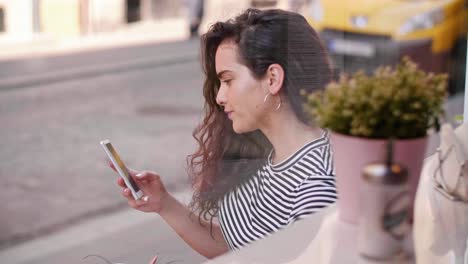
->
[100,139,144,200]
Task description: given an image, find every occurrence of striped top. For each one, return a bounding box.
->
[218,130,337,250]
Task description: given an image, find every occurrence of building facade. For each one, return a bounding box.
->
[0,0,167,38]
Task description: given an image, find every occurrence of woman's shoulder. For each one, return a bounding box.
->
[268,130,333,177]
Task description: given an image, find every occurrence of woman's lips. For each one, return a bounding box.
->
[226,111,233,119]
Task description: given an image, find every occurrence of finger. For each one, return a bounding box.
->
[127,199,140,209]
[128,198,148,209]
[134,195,149,207]
[116,177,126,188]
[107,159,117,172]
[133,171,158,182]
[149,255,158,264]
[125,166,139,176]
[122,188,134,200]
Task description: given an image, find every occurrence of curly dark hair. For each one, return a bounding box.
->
[187,8,332,225]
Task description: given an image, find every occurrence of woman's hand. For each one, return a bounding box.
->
[108,161,170,214]
[148,255,158,264]
[108,160,229,258]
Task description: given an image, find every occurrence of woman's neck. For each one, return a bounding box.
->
[260,105,323,165]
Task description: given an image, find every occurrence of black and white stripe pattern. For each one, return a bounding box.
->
[218,130,337,250]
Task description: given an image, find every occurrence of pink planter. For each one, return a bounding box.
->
[330,132,428,225]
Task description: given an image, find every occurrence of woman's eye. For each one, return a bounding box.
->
[222,79,232,85]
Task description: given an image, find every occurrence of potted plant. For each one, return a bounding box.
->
[302,57,448,224]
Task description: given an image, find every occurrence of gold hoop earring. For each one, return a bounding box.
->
[263,93,281,111]
[276,97,282,111]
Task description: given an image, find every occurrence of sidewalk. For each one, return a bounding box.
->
[0,189,206,264]
[0,18,190,62]
[0,39,200,90]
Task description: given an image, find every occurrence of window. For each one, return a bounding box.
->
[0,7,5,32]
[126,0,141,23]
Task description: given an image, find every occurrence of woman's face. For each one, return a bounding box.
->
[215,40,269,134]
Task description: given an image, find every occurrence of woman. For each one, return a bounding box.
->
[110,8,336,259]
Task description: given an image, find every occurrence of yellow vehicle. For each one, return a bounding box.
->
[306,0,467,93]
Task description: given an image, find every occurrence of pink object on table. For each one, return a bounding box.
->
[330,132,428,225]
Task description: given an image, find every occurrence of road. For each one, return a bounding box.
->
[0,40,200,90]
[0,39,206,259]
[1,191,206,264]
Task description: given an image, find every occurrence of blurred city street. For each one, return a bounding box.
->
[0,38,206,263]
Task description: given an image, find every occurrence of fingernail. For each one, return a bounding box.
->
[142,196,149,202]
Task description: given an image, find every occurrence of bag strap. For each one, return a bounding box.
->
[432,123,468,203]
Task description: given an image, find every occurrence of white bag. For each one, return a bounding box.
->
[432,123,468,202]
[429,123,468,263]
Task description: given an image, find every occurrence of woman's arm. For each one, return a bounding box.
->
[111,164,229,259]
[160,194,229,258]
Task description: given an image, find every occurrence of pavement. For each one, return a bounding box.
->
[0,18,189,62]
[0,39,200,91]
[0,189,207,264]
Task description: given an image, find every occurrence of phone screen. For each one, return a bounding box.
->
[101,140,141,193]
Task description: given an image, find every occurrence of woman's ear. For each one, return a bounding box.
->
[264,64,285,95]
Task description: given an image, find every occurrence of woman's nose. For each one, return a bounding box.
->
[216,85,227,106]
